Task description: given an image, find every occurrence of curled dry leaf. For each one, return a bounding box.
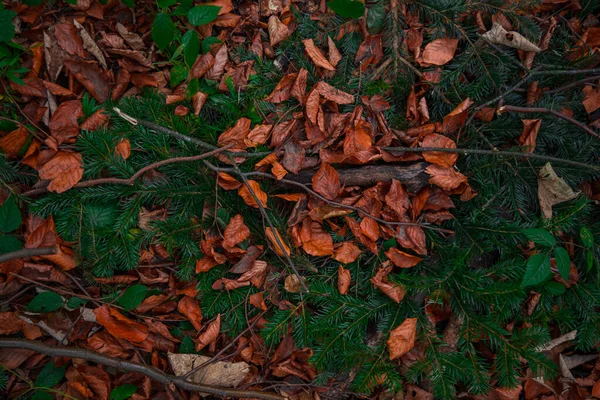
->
[327,36,342,67]
[303,39,335,71]
[249,292,267,311]
[519,119,542,153]
[195,314,221,351]
[217,172,242,190]
[312,162,340,201]
[177,296,203,332]
[482,22,541,52]
[115,139,131,160]
[421,38,459,66]
[385,248,422,268]
[387,317,417,360]
[299,219,333,256]
[442,98,473,134]
[284,274,304,293]
[0,127,29,158]
[421,133,458,168]
[425,164,468,191]
[371,264,406,303]
[265,227,291,257]
[385,179,410,218]
[94,305,148,344]
[333,242,361,264]
[268,16,290,47]
[73,20,107,69]
[222,215,251,250]
[265,73,296,103]
[238,180,268,209]
[337,266,351,295]
[38,151,84,193]
[538,163,579,219]
[168,353,249,387]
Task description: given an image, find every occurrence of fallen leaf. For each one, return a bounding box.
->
[205,45,228,81]
[312,163,340,201]
[482,22,541,52]
[54,22,86,58]
[249,292,267,311]
[303,39,335,71]
[168,353,249,386]
[177,296,203,332]
[265,73,296,103]
[337,266,351,295]
[195,314,220,351]
[327,36,342,67]
[38,151,84,193]
[538,163,579,218]
[371,264,406,303]
[114,139,131,160]
[64,60,111,103]
[333,242,361,264]
[385,248,422,268]
[81,109,110,132]
[442,98,473,134]
[238,180,268,209]
[300,219,333,256]
[421,133,458,168]
[217,172,242,190]
[519,119,542,153]
[0,127,29,158]
[94,305,149,344]
[268,16,290,46]
[49,100,83,146]
[73,20,107,69]
[265,227,291,257]
[222,215,251,250]
[115,23,145,51]
[385,179,410,218]
[284,275,304,293]
[421,38,459,66]
[387,318,417,360]
[426,165,468,191]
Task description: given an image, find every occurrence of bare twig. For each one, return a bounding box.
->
[381,146,600,171]
[545,75,600,94]
[497,105,600,139]
[0,247,58,263]
[0,338,282,400]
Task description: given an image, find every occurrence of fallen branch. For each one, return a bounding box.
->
[381,146,600,171]
[0,338,282,400]
[497,105,600,139]
[0,247,58,263]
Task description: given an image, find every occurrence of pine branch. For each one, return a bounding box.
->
[0,246,58,263]
[0,338,283,400]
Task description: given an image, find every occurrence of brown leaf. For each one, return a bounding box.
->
[190,53,215,80]
[300,219,333,256]
[205,45,228,81]
[425,165,468,191]
[482,23,541,52]
[54,22,86,58]
[538,163,579,219]
[387,318,417,360]
[268,16,290,46]
[315,81,354,104]
[10,78,46,98]
[177,296,203,332]
[371,264,406,303]
[115,23,145,51]
[385,179,410,218]
[333,242,361,264]
[168,353,249,387]
[192,91,209,116]
[38,151,84,193]
[291,68,308,103]
[217,172,242,190]
[112,69,131,101]
[238,259,268,288]
[249,292,267,311]
[115,139,131,160]
[0,127,29,158]
[265,73,296,103]
[73,20,107,69]
[360,217,379,241]
[327,36,342,67]
[217,118,251,148]
[518,119,542,153]
[442,98,473,134]
[222,215,250,250]
[81,109,110,132]
[195,315,221,351]
[312,163,340,201]
[245,124,271,147]
[64,60,111,103]
[337,266,351,295]
[421,38,459,66]
[303,39,335,71]
[385,248,422,268]
[41,80,74,97]
[238,180,268,209]
[421,133,458,168]
[49,100,83,146]
[94,305,149,344]
[284,275,304,293]
[265,227,291,257]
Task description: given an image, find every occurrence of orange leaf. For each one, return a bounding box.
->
[337,266,351,295]
[81,109,109,131]
[245,124,272,147]
[195,314,221,351]
[192,91,209,116]
[0,127,29,158]
[385,248,422,268]
[371,264,406,303]
[387,318,417,360]
[312,163,340,201]
[38,151,84,193]
[385,179,410,218]
[421,133,458,168]
[265,73,296,103]
[238,180,268,209]
[303,39,335,70]
[315,81,354,104]
[273,193,305,202]
[222,214,250,250]
[265,227,291,257]
[291,68,308,103]
[268,16,289,46]
[518,119,542,153]
[300,219,333,256]
[115,139,131,160]
[442,98,473,134]
[238,259,268,288]
[425,165,468,191]
[217,118,251,148]
[396,225,427,255]
[360,217,379,241]
[42,80,75,97]
[217,172,242,190]
[177,296,203,332]
[421,38,459,66]
[327,36,342,67]
[333,242,361,264]
[249,292,267,311]
[94,305,149,343]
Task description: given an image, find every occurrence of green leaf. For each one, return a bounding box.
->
[152,13,176,50]
[580,226,594,248]
[183,30,200,67]
[327,0,364,19]
[121,0,134,7]
[170,64,189,87]
[188,5,221,26]
[110,384,138,400]
[521,253,551,287]
[180,336,196,353]
[201,36,221,54]
[118,284,149,311]
[28,292,64,313]
[84,203,119,229]
[554,247,570,281]
[587,250,594,272]
[522,229,556,247]
[0,10,16,43]
[66,297,88,309]
[544,281,566,296]
[157,0,176,7]
[367,3,385,33]
[0,234,22,254]
[31,391,54,400]
[35,361,66,388]
[23,0,43,6]
[0,196,21,233]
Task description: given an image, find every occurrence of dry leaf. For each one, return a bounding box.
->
[249,292,267,311]
[337,266,351,295]
[54,22,86,58]
[299,218,334,256]
[426,165,468,191]
[333,242,361,264]
[312,162,340,201]
[115,139,131,160]
[268,16,289,46]
[49,100,83,146]
[442,98,473,134]
[482,22,541,52]
[371,264,406,303]
[177,296,203,332]
[115,23,145,50]
[38,151,84,193]
[327,36,342,67]
[303,39,335,71]
[265,227,291,257]
[0,127,29,158]
[538,163,579,218]
[284,275,304,293]
[421,133,458,168]
[238,180,268,209]
[217,172,242,190]
[421,38,459,66]
[519,119,542,153]
[385,179,410,218]
[195,315,221,351]
[94,305,148,344]
[385,248,422,268]
[73,20,107,69]
[387,318,417,360]
[222,215,250,250]
[168,353,249,387]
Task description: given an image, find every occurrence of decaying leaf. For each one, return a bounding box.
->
[519,119,542,153]
[482,22,541,52]
[312,162,340,201]
[337,266,351,295]
[265,227,291,257]
[538,163,579,218]
[38,151,84,193]
[387,318,417,360]
[168,353,249,387]
[238,180,269,209]
[420,38,459,66]
[303,39,335,71]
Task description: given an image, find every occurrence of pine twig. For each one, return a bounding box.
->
[381,146,600,171]
[0,246,58,263]
[0,338,282,400]
[497,105,600,139]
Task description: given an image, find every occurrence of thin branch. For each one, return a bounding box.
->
[0,338,282,400]
[545,75,600,94]
[22,146,232,197]
[0,246,58,263]
[113,108,271,158]
[497,105,600,139]
[381,146,600,171]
